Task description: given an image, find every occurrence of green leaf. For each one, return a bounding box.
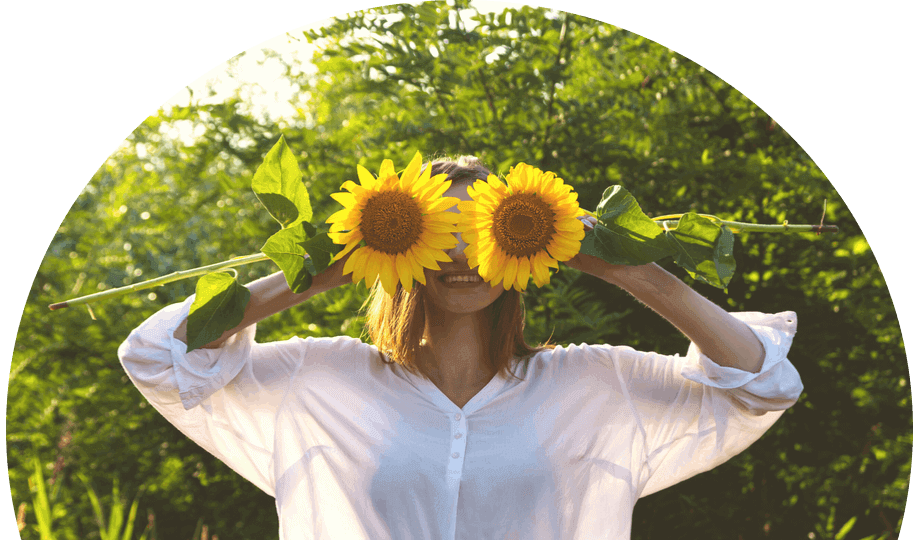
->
[79,474,108,540]
[260,224,313,294]
[187,273,251,352]
[251,135,312,228]
[302,232,341,275]
[701,148,712,165]
[107,478,124,540]
[31,457,55,540]
[664,213,736,289]
[121,486,146,540]
[835,515,857,539]
[579,185,673,265]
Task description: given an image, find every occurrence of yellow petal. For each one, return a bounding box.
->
[467,218,494,232]
[461,230,482,245]
[536,250,559,270]
[395,252,414,291]
[328,229,354,245]
[516,256,531,290]
[331,240,357,261]
[412,245,442,270]
[426,211,461,223]
[531,255,551,287]
[330,192,356,208]
[468,181,493,198]
[464,250,481,271]
[527,171,544,194]
[357,165,377,188]
[351,249,371,284]
[421,233,459,250]
[428,197,462,214]
[413,175,439,199]
[486,174,508,196]
[328,229,361,245]
[456,200,478,214]
[552,235,583,252]
[378,159,395,180]
[474,198,499,213]
[378,255,398,296]
[552,230,581,245]
[340,180,371,199]
[343,245,364,276]
[425,221,460,234]
[547,241,578,262]
[341,214,362,231]
[478,247,502,281]
[554,218,585,232]
[545,173,564,193]
[431,249,454,263]
[552,229,585,251]
[406,247,427,284]
[416,162,434,185]
[505,169,522,192]
[325,207,353,224]
[422,179,452,201]
[339,237,362,259]
[466,205,496,217]
[363,249,383,287]
[502,256,519,290]
[400,152,423,191]
[475,185,496,202]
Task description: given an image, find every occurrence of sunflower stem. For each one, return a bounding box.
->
[579,208,837,234]
[48,253,269,311]
[650,214,838,234]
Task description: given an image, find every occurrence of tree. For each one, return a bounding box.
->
[10,2,908,538]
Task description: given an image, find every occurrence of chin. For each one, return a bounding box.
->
[423,271,504,314]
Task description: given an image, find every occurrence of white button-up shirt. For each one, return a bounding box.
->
[118,298,802,539]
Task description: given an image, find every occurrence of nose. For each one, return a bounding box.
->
[445,230,468,262]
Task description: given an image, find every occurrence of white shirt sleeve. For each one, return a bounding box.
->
[603,311,802,498]
[117,297,308,497]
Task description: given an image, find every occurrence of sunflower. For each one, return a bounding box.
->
[458,163,585,291]
[326,152,461,296]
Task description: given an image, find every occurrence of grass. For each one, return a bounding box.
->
[16,457,218,540]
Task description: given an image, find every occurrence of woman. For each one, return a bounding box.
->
[118,157,803,539]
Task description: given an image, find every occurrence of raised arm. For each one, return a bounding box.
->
[576,260,765,372]
[174,255,351,348]
[565,219,765,373]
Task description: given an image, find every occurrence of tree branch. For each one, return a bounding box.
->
[432,85,471,151]
[540,13,569,168]
[478,68,502,131]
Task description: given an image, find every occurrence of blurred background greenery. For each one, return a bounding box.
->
[8,1,909,538]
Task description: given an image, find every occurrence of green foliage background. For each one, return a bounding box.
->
[9,2,910,539]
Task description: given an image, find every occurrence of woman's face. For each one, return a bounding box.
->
[421,181,505,314]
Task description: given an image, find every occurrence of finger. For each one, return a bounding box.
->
[577,215,596,230]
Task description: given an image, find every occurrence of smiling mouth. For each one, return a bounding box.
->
[440,273,485,284]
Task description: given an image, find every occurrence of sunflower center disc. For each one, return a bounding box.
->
[493,193,556,258]
[360,190,423,255]
[509,214,535,236]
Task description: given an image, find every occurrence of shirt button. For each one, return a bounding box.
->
[454,413,461,421]
[454,433,463,439]
[451,452,460,459]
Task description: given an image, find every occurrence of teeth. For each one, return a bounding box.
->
[444,275,483,283]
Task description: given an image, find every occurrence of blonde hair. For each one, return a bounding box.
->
[361,156,552,379]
